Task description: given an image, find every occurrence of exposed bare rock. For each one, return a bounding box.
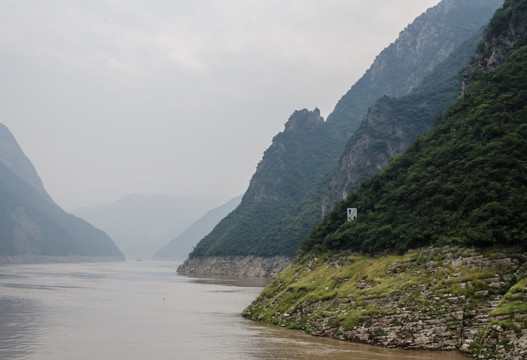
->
[177,256,293,278]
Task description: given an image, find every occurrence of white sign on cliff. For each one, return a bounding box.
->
[347,208,357,221]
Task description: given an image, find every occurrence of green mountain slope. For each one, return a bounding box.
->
[189,0,503,259]
[302,14,527,255]
[244,3,527,358]
[321,27,487,214]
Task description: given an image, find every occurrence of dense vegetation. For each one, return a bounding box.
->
[485,0,527,40]
[302,42,527,255]
[323,28,486,213]
[189,0,502,258]
[245,4,527,358]
[191,110,333,257]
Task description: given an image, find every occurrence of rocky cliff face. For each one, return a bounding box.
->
[186,0,504,266]
[244,2,527,359]
[322,99,413,212]
[322,26,487,214]
[461,0,527,93]
[177,255,293,278]
[0,123,124,262]
[246,108,325,203]
[325,0,503,135]
[243,247,527,359]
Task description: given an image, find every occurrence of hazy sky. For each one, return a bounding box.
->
[1,0,440,210]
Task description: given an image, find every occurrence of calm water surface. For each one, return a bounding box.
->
[0,261,468,360]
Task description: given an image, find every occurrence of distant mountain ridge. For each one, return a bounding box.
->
[154,195,242,260]
[186,0,504,262]
[0,123,124,262]
[73,193,229,259]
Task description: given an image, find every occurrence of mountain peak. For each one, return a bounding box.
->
[0,123,52,203]
[0,123,124,262]
[283,108,323,133]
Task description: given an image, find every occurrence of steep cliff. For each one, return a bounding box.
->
[0,124,124,262]
[245,1,527,358]
[461,0,527,92]
[302,0,527,256]
[184,0,503,270]
[322,28,486,213]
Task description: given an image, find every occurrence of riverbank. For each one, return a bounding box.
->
[242,246,527,359]
[177,255,293,278]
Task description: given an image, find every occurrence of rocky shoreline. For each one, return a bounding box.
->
[242,247,527,359]
[177,255,293,278]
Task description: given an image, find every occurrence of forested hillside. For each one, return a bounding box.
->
[188,0,503,259]
[321,28,486,214]
[302,0,527,255]
[244,3,527,358]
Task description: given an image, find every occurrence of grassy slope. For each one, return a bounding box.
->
[243,246,527,358]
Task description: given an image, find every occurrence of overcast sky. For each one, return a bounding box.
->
[1,0,440,210]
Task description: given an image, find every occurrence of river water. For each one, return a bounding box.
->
[0,261,467,360]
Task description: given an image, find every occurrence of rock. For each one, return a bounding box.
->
[177,255,293,277]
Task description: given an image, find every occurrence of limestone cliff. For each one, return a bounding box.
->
[244,2,527,360]
[177,255,293,278]
[461,0,527,93]
[321,27,487,214]
[184,0,503,271]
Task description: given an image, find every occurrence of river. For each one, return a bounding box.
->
[0,261,468,359]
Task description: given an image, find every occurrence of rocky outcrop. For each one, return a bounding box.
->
[322,99,413,213]
[243,246,527,359]
[177,256,293,278]
[247,108,325,203]
[321,21,495,215]
[461,0,527,93]
[187,0,503,262]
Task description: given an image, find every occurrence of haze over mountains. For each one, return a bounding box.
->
[245,2,527,357]
[72,194,231,259]
[0,123,123,262]
[182,0,504,267]
[0,0,512,273]
[154,195,242,260]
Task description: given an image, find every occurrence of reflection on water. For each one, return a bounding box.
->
[0,297,42,359]
[0,261,468,360]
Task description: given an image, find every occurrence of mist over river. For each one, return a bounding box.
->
[0,261,467,360]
